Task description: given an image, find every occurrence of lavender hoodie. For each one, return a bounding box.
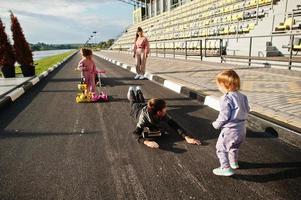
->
[212,91,250,130]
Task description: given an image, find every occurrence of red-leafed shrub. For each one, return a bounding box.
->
[0,18,16,78]
[10,11,35,77]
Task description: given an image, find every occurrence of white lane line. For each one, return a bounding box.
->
[126,164,147,199]
[175,158,208,193]
[95,103,125,198]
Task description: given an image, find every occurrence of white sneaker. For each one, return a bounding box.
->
[213,167,234,176]
[139,75,145,80]
[127,86,135,100]
[136,86,141,91]
[134,74,140,79]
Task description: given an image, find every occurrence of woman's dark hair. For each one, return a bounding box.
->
[135,27,143,41]
[147,98,166,115]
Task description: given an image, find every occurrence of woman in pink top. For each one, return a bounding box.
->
[133,27,150,80]
[78,48,96,94]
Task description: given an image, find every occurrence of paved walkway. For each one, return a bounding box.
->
[95,50,301,131]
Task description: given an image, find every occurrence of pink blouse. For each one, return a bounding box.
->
[78,58,96,77]
[133,37,150,55]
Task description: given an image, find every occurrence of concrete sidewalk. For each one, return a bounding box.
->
[0,78,32,98]
[95,50,301,133]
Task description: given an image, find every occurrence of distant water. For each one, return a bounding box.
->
[33,49,75,61]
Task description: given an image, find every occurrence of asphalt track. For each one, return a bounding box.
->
[0,53,300,200]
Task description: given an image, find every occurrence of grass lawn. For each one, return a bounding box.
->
[1,50,77,77]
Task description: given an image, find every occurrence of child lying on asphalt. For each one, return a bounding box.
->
[127,86,201,148]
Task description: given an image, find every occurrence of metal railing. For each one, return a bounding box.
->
[114,32,301,69]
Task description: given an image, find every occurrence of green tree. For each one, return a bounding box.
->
[10,11,35,77]
[106,39,114,48]
[0,18,16,78]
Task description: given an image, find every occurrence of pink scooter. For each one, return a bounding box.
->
[76,69,108,103]
[92,70,108,102]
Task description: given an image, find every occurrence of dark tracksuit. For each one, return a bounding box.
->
[129,90,188,143]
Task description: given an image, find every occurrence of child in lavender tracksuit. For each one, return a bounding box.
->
[77,48,96,95]
[212,69,250,176]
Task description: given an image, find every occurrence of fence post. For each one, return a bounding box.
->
[200,40,203,61]
[173,42,175,59]
[256,0,259,24]
[271,0,274,10]
[271,15,275,43]
[205,39,207,57]
[248,37,252,66]
[185,41,187,60]
[220,39,223,63]
[290,12,294,33]
[164,42,166,58]
[288,35,294,70]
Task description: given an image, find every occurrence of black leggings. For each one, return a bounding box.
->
[130,90,146,120]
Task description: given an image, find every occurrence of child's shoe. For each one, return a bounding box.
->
[230,162,239,169]
[213,167,234,176]
[134,74,141,80]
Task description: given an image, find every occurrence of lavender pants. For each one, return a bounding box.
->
[216,126,246,168]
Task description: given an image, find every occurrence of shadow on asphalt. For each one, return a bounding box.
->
[48,78,80,82]
[0,62,68,131]
[41,89,78,93]
[154,123,189,154]
[231,161,301,183]
[0,130,99,139]
[246,130,279,138]
[101,77,143,87]
[239,161,301,169]
[151,66,264,75]
[167,104,218,141]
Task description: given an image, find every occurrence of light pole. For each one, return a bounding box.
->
[84,31,97,48]
[90,35,93,48]
[92,31,97,49]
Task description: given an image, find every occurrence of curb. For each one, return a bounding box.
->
[0,51,78,110]
[94,53,301,148]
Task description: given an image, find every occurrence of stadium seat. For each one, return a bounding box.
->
[250,0,257,7]
[248,22,255,30]
[275,18,295,31]
[111,0,280,50]
[224,26,230,35]
[229,25,237,34]
[242,24,250,33]
[219,27,225,35]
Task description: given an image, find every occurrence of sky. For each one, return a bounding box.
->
[0,0,134,44]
